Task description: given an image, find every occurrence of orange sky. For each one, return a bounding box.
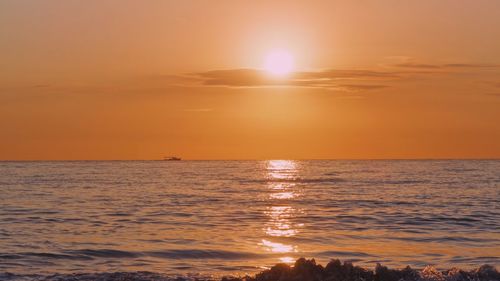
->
[1,1,500,160]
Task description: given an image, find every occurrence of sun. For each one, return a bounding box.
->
[264,49,294,77]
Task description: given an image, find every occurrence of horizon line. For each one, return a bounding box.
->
[1,158,499,162]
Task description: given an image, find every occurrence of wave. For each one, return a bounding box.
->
[65,249,140,258]
[238,177,346,184]
[358,179,432,185]
[315,250,375,257]
[1,258,498,281]
[0,249,265,261]
[238,177,434,186]
[145,249,264,260]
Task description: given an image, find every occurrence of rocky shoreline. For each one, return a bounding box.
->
[1,258,498,281]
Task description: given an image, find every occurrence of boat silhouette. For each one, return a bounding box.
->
[163,156,182,161]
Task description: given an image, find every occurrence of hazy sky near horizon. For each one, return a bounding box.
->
[1,0,500,160]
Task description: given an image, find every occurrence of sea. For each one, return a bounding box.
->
[0,160,499,279]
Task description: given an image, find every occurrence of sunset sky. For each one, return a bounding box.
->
[1,1,500,160]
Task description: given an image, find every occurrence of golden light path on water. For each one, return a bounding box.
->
[261,160,302,264]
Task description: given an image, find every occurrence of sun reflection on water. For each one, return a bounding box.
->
[270,192,296,199]
[261,160,301,263]
[280,256,295,264]
[261,239,297,253]
[264,206,297,237]
[267,160,298,180]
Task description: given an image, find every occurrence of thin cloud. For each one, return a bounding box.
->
[392,62,500,70]
[443,63,500,68]
[393,63,441,69]
[168,68,393,91]
[163,61,500,91]
[337,84,389,91]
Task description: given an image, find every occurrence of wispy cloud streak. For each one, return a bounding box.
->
[167,68,394,91]
[161,60,500,92]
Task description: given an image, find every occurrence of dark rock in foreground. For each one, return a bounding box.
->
[235,258,499,281]
[1,258,499,281]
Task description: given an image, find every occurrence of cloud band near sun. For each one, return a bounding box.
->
[166,68,395,91]
[163,60,500,92]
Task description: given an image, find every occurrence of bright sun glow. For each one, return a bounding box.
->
[264,50,294,76]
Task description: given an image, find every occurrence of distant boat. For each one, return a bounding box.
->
[163,156,182,161]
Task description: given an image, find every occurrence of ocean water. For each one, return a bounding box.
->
[0,160,499,277]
